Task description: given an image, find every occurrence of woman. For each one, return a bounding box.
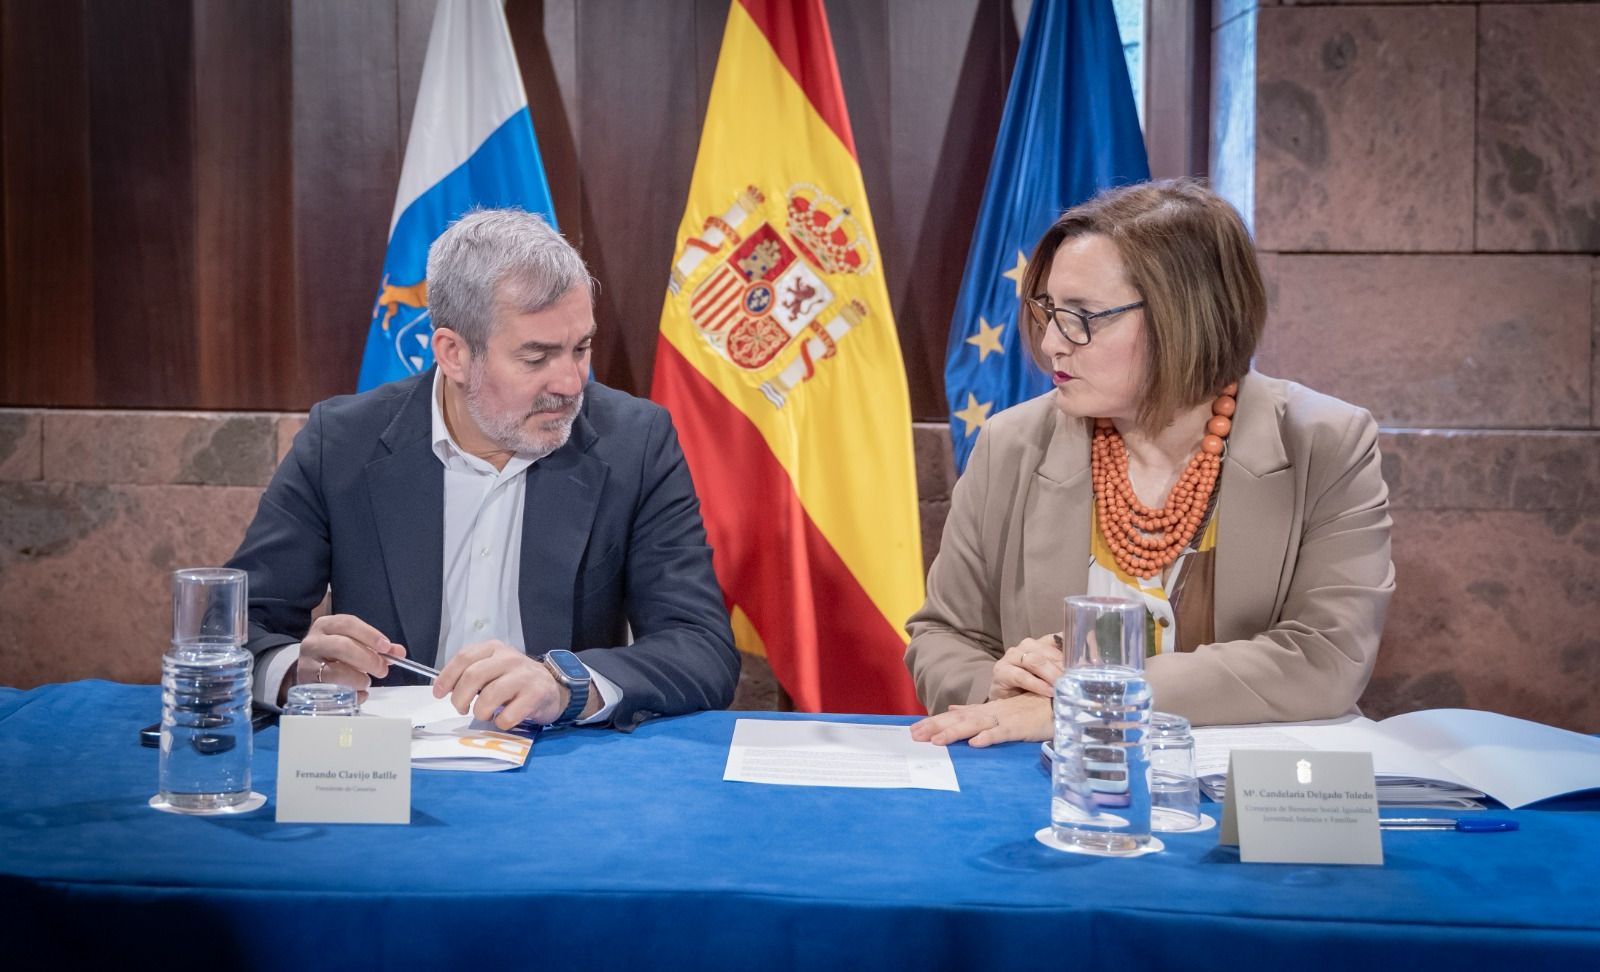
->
[907,179,1393,747]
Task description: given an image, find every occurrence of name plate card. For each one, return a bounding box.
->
[276,716,412,824]
[1219,750,1382,865]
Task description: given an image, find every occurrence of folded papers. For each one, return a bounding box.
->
[1194,708,1600,810]
[359,686,533,772]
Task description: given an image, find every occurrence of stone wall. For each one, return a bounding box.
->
[916,422,1600,732]
[3,406,1598,730]
[0,408,792,710]
[1210,1,1600,730]
[0,410,299,687]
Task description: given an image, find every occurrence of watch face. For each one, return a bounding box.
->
[544,649,588,683]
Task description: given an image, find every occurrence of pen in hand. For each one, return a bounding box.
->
[385,654,440,681]
[383,652,540,729]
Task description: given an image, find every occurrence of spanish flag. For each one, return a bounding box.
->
[652,0,923,714]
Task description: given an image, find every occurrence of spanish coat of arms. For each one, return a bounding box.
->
[668,183,872,408]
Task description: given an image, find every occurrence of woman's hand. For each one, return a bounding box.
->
[909,694,1052,748]
[987,635,1064,700]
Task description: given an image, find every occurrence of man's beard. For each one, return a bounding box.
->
[463,363,583,460]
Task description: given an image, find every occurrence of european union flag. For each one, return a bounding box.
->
[358,0,558,392]
[943,0,1148,471]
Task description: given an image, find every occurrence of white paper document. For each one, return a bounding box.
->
[361,686,533,772]
[361,685,461,727]
[724,719,959,791]
[1193,720,1484,808]
[1379,708,1600,810]
[1193,709,1600,809]
[1192,719,1472,782]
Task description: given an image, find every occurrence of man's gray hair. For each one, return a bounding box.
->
[426,208,595,353]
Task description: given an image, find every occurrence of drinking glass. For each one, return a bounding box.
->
[1050,596,1153,854]
[171,567,247,647]
[283,683,360,716]
[1148,711,1202,832]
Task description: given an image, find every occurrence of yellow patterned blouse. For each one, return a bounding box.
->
[1085,505,1219,657]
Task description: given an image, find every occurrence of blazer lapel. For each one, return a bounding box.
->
[1023,410,1091,638]
[518,410,607,654]
[1214,372,1295,641]
[365,375,445,667]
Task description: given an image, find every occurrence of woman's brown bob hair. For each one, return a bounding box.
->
[1020,178,1266,431]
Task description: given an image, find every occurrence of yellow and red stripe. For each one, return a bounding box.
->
[652,0,922,714]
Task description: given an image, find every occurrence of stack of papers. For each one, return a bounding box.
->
[1193,709,1600,809]
[361,686,533,772]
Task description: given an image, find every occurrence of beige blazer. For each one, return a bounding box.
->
[905,371,1394,726]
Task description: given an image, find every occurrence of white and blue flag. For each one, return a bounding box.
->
[357,0,557,391]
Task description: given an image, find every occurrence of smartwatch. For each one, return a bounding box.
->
[541,649,591,726]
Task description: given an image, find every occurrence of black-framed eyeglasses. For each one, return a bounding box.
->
[1025,296,1145,346]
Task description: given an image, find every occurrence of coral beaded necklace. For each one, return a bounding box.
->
[1090,382,1238,579]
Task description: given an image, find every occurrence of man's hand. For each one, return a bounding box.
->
[987,635,1065,700]
[291,614,405,704]
[908,694,1052,748]
[433,641,566,730]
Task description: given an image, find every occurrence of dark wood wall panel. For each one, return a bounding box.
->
[288,0,401,410]
[573,0,723,397]
[826,0,893,269]
[1,0,94,405]
[826,0,895,384]
[885,0,1017,418]
[193,0,294,408]
[395,0,436,153]
[0,0,1022,420]
[507,0,583,259]
[87,0,198,407]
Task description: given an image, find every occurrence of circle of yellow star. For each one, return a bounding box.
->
[965,316,1006,362]
[1000,250,1029,298]
[953,393,993,438]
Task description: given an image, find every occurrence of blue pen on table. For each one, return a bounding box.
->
[1379,817,1518,832]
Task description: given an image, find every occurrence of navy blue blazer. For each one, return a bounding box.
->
[227,371,738,729]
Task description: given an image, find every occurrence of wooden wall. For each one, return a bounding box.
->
[0,0,1021,420]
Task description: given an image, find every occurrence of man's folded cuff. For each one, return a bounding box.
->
[577,665,621,726]
[252,643,301,710]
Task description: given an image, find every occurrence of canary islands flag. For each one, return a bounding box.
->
[357,0,557,391]
[651,0,923,714]
[943,0,1148,471]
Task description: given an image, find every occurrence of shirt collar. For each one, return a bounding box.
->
[429,369,464,466]
[429,369,536,476]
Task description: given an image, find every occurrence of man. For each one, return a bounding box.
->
[229,209,738,730]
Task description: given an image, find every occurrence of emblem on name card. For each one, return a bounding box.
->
[668,183,875,409]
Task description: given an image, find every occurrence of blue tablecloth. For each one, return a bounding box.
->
[2,681,1598,969]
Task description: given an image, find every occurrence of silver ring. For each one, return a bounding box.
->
[316,659,329,684]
